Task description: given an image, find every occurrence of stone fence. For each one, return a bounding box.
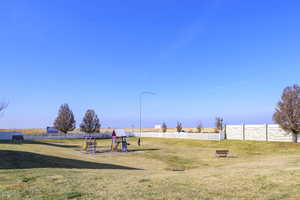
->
[10,125,299,143]
[225,124,299,142]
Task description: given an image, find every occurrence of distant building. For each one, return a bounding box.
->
[47,127,59,133]
[154,125,162,129]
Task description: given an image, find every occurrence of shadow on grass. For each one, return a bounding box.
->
[128,148,160,152]
[25,140,80,149]
[0,140,80,149]
[0,150,143,170]
[94,148,160,154]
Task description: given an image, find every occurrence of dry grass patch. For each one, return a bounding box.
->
[0,129,45,134]
[0,138,300,200]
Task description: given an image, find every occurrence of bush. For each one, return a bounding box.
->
[197,122,203,133]
[176,122,183,133]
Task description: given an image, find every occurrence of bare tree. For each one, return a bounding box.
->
[0,101,8,114]
[197,122,203,133]
[215,117,223,131]
[54,104,76,134]
[80,109,101,134]
[273,84,300,143]
[161,122,167,133]
[176,121,183,133]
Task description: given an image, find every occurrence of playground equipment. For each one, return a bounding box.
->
[111,130,130,152]
[111,130,117,151]
[82,137,97,154]
[80,130,130,154]
[111,136,130,152]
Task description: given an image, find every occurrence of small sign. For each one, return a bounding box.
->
[47,127,59,133]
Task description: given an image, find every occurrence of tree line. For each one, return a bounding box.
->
[54,104,101,134]
[53,104,224,134]
[1,84,300,142]
[160,117,223,133]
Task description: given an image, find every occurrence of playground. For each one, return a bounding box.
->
[1,138,300,200]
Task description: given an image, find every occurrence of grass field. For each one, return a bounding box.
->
[1,138,300,200]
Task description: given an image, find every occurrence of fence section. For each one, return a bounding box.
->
[23,132,134,140]
[16,125,300,143]
[225,125,243,140]
[244,124,267,141]
[132,132,222,140]
[22,132,222,141]
[225,124,299,142]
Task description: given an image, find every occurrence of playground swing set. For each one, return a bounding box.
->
[82,137,97,154]
[81,130,130,154]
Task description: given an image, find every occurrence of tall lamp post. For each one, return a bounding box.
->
[138,91,156,146]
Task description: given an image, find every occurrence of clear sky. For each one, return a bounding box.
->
[0,0,300,129]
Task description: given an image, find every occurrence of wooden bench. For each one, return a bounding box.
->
[216,150,229,158]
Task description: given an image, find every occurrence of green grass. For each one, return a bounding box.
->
[1,138,300,200]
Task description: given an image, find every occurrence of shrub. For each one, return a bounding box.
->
[176,121,183,133]
[197,122,203,133]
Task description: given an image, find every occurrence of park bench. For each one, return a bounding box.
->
[216,150,229,158]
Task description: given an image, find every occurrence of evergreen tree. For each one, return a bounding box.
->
[80,109,101,134]
[54,104,76,134]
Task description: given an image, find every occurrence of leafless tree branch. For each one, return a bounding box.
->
[0,101,8,113]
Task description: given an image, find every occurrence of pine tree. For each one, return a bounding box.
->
[54,104,76,134]
[80,109,101,134]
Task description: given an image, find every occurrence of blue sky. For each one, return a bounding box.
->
[0,0,300,128]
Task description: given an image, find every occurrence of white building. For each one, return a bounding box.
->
[154,125,162,129]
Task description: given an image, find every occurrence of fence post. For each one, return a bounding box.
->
[266,124,268,141]
[242,124,245,140]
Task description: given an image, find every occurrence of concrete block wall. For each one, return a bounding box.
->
[267,124,293,142]
[225,125,243,140]
[244,124,267,141]
[226,124,300,142]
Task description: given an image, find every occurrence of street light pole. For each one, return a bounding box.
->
[138,91,156,146]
